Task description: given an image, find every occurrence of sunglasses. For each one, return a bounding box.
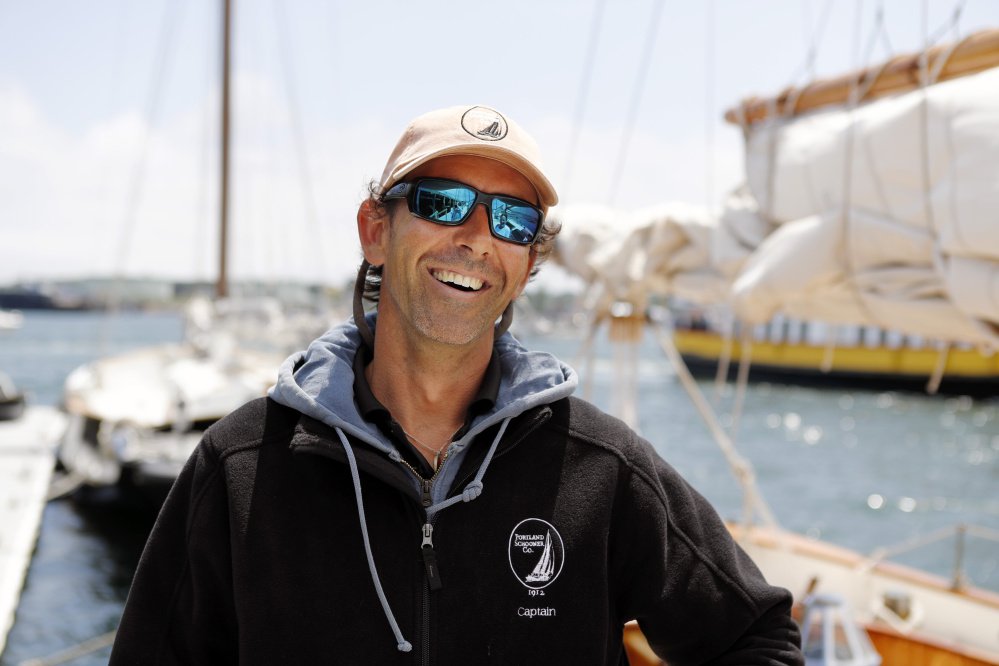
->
[383,178,544,246]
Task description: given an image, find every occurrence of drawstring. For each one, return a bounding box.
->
[426,418,510,519]
[333,417,511,652]
[335,427,412,653]
[353,261,376,350]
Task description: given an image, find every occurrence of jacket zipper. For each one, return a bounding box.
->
[398,455,447,665]
[402,413,545,665]
[303,412,548,663]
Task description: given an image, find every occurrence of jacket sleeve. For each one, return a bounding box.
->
[109,436,238,665]
[617,443,803,666]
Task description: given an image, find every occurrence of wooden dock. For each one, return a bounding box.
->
[0,406,65,657]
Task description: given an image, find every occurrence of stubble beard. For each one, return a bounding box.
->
[410,293,503,346]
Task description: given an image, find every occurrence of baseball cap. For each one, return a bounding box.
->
[379,105,558,209]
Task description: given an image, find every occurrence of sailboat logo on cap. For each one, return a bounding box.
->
[508,518,565,589]
[461,105,509,141]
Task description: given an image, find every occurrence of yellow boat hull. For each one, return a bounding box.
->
[672,329,999,394]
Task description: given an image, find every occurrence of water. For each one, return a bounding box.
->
[543,331,999,586]
[1,311,997,665]
[1,311,182,666]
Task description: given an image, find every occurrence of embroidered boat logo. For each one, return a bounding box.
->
[508,518,564,589]
[525,531,556,582]
[461,106,509,141]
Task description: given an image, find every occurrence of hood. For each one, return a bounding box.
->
[268,313,578,459]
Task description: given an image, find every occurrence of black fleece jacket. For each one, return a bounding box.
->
[110,395,803,665]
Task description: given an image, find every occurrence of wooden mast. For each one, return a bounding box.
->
[216,0,232,298]
[725,27,999,127]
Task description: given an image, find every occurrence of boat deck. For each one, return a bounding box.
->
[0,406,65,656]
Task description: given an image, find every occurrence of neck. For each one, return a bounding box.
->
[364,315,494,467]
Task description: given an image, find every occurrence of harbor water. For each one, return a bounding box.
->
[1,310,997,665]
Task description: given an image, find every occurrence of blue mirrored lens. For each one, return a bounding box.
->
[410,179,541,245]
[415,183,475,224]
[491,199,540,244]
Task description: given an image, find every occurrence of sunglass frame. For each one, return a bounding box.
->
[383,178,544,246]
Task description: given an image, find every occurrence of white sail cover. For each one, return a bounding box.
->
[553,65,999,347]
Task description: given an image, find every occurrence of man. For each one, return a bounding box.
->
[110,105,803,664]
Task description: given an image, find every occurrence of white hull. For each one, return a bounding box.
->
[59,340,285,492]
[732,523,999,665]
[0,309,23,331]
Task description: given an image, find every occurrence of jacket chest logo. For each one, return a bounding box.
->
[508,518,565,589]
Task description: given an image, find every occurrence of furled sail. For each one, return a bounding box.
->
[553,29,999,350]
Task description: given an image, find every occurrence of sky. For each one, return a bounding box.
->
[1,0,997,292]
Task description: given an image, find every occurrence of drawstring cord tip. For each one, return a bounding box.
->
[398,641,413,652]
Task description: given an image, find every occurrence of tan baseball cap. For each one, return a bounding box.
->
[379,105,558,209]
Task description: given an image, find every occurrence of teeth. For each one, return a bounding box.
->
[433,270,483,291]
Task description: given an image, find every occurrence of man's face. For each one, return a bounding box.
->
[365,154,538,348]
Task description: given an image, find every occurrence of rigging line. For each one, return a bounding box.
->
[917,0,939,238]
[710,311,734,403]
[704,0,715,209]
[92,2,130,258]
[241,0,280,280]
[788,0,835,85]
[851,0,895,223]
[947,0,966,40]
[851,0,865,71]
[17,630,117,666]
[652,319,779,530]
[110,0,187,277]
[836,0,894,335]
[272,0,326,279]
[860,3,890,66]
[875,0,894,56]
[262,96,282,278]
[562,0,607,201]
[100,0,186,352]
[924,0,967,47]
[195,4,216,282]
[802,0,812,59]
[728,330,752,442]
[607,0,666,206]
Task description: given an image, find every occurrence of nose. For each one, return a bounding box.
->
[451,202,494,255]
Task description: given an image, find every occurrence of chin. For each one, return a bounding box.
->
[413,311,496,346]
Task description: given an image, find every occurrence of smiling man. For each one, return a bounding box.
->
[110,105,803,665]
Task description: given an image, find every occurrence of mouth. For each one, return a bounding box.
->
[432,269,485,292]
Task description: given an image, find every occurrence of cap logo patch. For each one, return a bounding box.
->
[461,106,508,142]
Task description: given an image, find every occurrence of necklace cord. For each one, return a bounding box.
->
[399,423,460,469]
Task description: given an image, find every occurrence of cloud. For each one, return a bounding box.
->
[0,76,749,290]
[0,78,394,287]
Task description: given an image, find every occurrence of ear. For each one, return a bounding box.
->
[357,198,389,266]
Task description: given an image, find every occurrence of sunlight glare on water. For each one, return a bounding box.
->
[0,312,997,664]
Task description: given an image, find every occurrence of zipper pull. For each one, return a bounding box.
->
[421,479,433,508]
[421,523,443,591]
